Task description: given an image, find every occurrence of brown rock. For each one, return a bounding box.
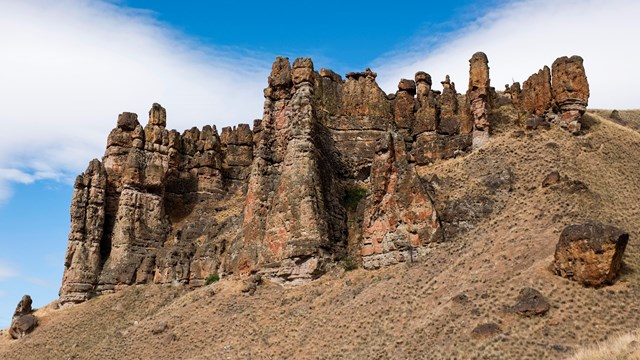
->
[542,170,561,187]
[393,86,415,130]
[117,112,140,131]
[341,68,391,118]
[554,222,629,286]
[397,79,416,95]
[148,103,166,127]
[240,70,346,283]
[466,52,492,147]
[267,57,293,100]
[12,295,33,318]
[438,75,460,135]
[414,71,437,135]
[510,288,550,317]
[9,295,38,339]
[9,314,38,340]
[471,323,501,339]
[551,56,590,132]
[361,133,441,269]
[292,57,314,85]
[520,66,552,116]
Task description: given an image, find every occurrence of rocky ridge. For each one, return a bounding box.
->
[59,52,591,304]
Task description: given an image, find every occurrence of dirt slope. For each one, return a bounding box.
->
[2,112,640,359]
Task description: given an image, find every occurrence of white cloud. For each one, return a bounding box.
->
[375,0,640,110]
[0,262,19,281]
[0,0,270,203]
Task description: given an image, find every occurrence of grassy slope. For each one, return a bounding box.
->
[2,111,640,359]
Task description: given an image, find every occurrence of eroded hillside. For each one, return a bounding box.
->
[2,110,639,359]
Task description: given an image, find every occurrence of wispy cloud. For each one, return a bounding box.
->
[0,261,19,281]
[26,277,57,290]
[374,0,640,110]
[0,0,271,204]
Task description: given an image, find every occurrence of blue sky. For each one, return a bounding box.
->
[1,0,639,327]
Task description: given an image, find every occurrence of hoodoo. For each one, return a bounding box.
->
[60,52,591,304]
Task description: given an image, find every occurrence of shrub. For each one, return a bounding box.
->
[344,187,367,210]
[342,257,358,272]
[205,273,220,285]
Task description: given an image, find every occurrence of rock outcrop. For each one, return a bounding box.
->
[554,222,629,287]
[552,56,589,133]
[9,295,38,339]
[514,55,589,133]
[360,133,441,269]
[519,66,552,116]
[510,288,550,317]
[466,52,492,149]
[59,52,593,304]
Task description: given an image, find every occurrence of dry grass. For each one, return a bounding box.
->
[1,110,640,359]
[589,109,640,133]
[569,331,640,360]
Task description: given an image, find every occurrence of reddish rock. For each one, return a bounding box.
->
[414,71,437,135]
[520,66,552,116]
[393,79,416,130]
[466,52,492,148]
[554,222,629,286]
[438,75,460,135]
[341,68,391,118]
[360,133,441,269]
[239,57,346,283]
[542,170,561,187]
[551,56,590,133]
[292,57,314,85]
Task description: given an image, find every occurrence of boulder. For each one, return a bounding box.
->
[510,288,550,317]
[471,323,501,339]
[554,222,629,286]
[9,295,38,339]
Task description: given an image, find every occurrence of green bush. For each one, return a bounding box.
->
[205,273,220,285]
[344,187,367,210]
[342,257,358,272]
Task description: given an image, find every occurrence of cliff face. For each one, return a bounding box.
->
[59,52,590,303]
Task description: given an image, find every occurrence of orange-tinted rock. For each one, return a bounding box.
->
[414,71,437,135]
[551,56,590,133]
[554,222,628,287]
[520,66,552,116]
[393,79,416,130]
[361,133,441,269]
[466,52,491,148]
[438,75,460,135]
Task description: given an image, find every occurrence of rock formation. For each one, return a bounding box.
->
[59,52,592,304]
[9,295,38,339]
[510,288,550,317]
[519,66,552,116]
[514,55,589,133]
[466,52,492,149]
[552,56,589,133]
[360,133,441,269]
[554,222,629,287]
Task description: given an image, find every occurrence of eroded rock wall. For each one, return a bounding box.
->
[60,52,590,303]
